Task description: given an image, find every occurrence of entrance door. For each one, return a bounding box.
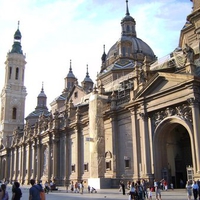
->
[154,123,192,188]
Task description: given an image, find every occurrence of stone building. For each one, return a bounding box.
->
[0,0,200,188]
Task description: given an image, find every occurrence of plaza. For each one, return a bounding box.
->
[6,185,188,200]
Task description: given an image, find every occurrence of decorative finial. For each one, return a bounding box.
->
[86,64,89,77]
[126,0,130,16]
[103,44,105,53]
[42,82,44,92]
[69,59,72,72]
[18,21,20,29]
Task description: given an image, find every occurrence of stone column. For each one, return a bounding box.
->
[31,143,35,179]
[25,143,31,184]
[188,98,200,173]
[13,147,17,181]
[5,153,8,182]
[130,108,139,179]
[139,111,151,178]
[148,116,154,175]
[110,114,118,177]
[9,148,14,182]
[20,144,25,183]
[74,128,81,181]
[52,138,58,180]
[47,142,51,181]
[65,134,70,188]
[36,141,41,182]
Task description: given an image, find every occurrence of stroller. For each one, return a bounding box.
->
[90,187,97,193]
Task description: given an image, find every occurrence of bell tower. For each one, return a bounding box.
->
[0,22,27,147]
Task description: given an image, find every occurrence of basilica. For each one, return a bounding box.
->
[0,0,200,189]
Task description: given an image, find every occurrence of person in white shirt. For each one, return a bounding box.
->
[192,180,199,200]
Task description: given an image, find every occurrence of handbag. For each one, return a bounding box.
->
[40,191,46,200]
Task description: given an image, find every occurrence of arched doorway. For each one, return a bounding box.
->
[153,118,192,188]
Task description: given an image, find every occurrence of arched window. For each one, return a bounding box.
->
[15,67,19,80]
[122,47,126,56]
[9,67,12,79]
[12,107,17,119]
[126,25,130,32]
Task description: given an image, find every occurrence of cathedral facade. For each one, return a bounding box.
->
[0,0,200,189]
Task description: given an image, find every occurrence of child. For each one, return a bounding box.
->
[170,183,174,190]
[147,187,152,200]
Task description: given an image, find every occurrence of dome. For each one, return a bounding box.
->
[106,36,155,61]
[14,29,22,40]
[38,89,46,98]
[121,15,135,23]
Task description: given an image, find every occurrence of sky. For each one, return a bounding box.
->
[0,0,192,118]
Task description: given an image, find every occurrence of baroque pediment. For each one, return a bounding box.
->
[136,72,196,99]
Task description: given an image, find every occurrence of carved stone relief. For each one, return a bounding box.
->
[153,104,192,128]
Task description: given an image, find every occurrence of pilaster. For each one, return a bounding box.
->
[130,108,139,179]
[188,98,200,173]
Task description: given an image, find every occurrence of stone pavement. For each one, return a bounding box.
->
[6,185,188,200]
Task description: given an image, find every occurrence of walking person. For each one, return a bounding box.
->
[0,184,9,200]
[120,181,126,195]
[154,179,162,200]
[192,180,199,200]
[186,180,193,200]
[79,181,83,194]
[12,182,22,200]
[147,187,152,200]
[197,179,200,200]
[129,182,136,200]
[29,179,43,200]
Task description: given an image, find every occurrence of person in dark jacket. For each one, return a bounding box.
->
[12,181,22,200]
[29,179,42,200]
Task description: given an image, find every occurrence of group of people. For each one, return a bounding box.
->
[186,180,200,200]
[0,181,22,200]
[119,179,171,200]
[70,181,84,194]
[119,179,150,200]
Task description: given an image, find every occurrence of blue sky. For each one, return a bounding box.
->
[0,0,192,118]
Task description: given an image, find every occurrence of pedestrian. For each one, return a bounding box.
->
[192,180,199,200]
[186,180,192,200]
[12,181,22,200]
[170,182,174,190]
[29,179,43,200]
[154,179,162,200]
[120,181,125,195]
[87,185,90,193]
[70,181,74,192]
[44,181,49,194]
[129,182,136,200]
[79,181,83,194]
[197,179,200,200]
[147,187,152,200]
[0,184,9,200]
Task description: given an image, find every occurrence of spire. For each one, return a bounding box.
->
[86,64,89,77]
[41,82,44,92]
[66,59,75,78]
[69,59,72,72]
[126,0,130,16]
[36,82,47,110]
[82,64,93,92]
[101,44,106,63]
[83,64,93,83]
[38,82,46,98]
[121,1,136,37]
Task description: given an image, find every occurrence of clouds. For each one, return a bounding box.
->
[0,0,192,117]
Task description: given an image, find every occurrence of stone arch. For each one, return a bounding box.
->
[153,116,194,188]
